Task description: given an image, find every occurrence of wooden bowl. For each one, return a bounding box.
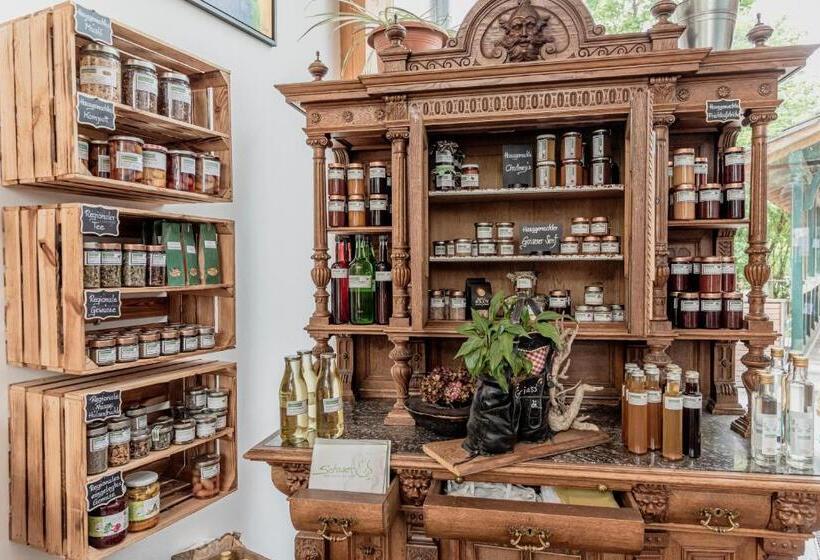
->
[405,396,471,438]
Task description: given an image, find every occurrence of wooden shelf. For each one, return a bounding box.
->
[26,174,231,203]
[327,226,393,235]
[430,254,624,263]
[306,323,391,336]
[428,184,625,203]
[422,321,638,340]
[64,345,235,376]
[105,101,229,150]
[673,329,779,341]
[89,283,233,296]
[668,219,749,229]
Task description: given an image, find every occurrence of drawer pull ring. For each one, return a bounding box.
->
[318,517,354,542]
[699,508,740,534]
[509,527,551,552]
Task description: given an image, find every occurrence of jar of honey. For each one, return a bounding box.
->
[561,132,583,161]
[672,148,695,186]
[700,292,722,329]
[697,183,722,219]
[536,161,557,188]
[590,157,611,186]
[671,185,697,220]
[591,129,611,159]
[536,134,557,163]
[723,147,745,184]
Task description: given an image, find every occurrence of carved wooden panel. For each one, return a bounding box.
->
[296,531,327,560]
[354,335,399,399]
[662,531,757,560]
[305,103,387,133]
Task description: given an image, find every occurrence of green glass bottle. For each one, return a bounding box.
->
[349,235,375,324]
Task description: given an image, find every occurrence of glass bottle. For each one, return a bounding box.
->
[662,370,683,460]
[316,352,345,438]
[785,355,814,469]
[621,364,639,449]
[626,370,648,454]
[770,347,788,444]
[374,235,392,325]
[349,236,375,324]
[682,370,702,459]
[299,350,318,433]
[752,369,782,467]
[646,366,663,451]
[331,236,350,324]
[278,356,308,445]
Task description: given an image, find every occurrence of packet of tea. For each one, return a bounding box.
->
[182,223,200,285]
[162,222,185,286]
[198,223,221,285]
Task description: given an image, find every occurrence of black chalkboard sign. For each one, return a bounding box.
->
[502,144,533,188]
[81,205,119,237]
[706,99,742,123]
[519,223,562,255]
[86,472,126,511]
[74,4,113,45]
[84,290,121,320]
[85,390,122,423]
[77,93,116,130]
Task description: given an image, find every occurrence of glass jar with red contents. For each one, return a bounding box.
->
[328,163,347,196]
[723,183,745,219]
[723,147,745,184]
[694,157,708,187]
[167,149,196,191]
[88,494,128,548]
[669,257,693,292]
[697,183,721,219]
[700,293,722,329]
[723,292,744,329]
[678,293,700,329]
[721,256,736,292]
[328,195,346,227]
[699,257,722,292]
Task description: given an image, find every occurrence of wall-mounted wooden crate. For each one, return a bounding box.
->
[10,360,238,559]
[0,2,232,202]
[3,204,236,374]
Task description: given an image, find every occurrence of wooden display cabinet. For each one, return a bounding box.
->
[3,204,236,374]
[0,2,232,202]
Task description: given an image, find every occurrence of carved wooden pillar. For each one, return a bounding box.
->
[732,341,772,437]
[652,113,675,328]
[707,341,744,415]
[388,128,411,327]
[308,135,331,326]
[311,334,332,358]
[336,334,355,402]
[386,335,413,425]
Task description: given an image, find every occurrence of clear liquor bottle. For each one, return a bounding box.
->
[786,355,814,469]
[770,347,788,442]
[299,350,318,433]
[316,352,345,438]
[752,369,782,467]
[349,235,375,324]
[279,355,308,444]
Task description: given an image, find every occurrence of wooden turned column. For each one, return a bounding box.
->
[310,334,332,358]
[652,114,675,328]
[731,340,772,437]
[644,337,673,369]
[385,335,413,425]
[707,341,744,415]
[387,128,411,327]
[307,135,331,326]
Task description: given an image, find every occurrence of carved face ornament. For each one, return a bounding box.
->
[498,0,555,62]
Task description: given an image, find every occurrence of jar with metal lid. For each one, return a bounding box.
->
[146,245,166,287]
[90,140,110,178]
[432,241,447,257]
[498,239,515,256]
[475,222,494,240]
[575,305,594,322]
[495,222,515,241]
[123,58,158,112]
[678,293,700,329]
[141,144,167,188]
[328,195,347,228]
[429,290,446,320]
[369,194,390,226]
[150,419,173,451]
[561,160,582,187]
[167,149,196,191]
[699,257,723,293]
[434,165,456,190]
[214,408,228,430]
[694,157,708,187]
[86,422,109,476]
[194,413,217,439]
[590,157,611,186]
[593,305,613,322]
[581,235,601,254]
[347,195,366,227]
[138,330,161,359]
[129,429,151,459]
[109,136,144,183]
[461,164,480,189]
[671,185,696,220]
[186,386,208,410]
[84,241,102,288]
[196,153,221,194]
[700,293,722,329]
[173,419,195,444]
[445,240,456,257]
[125,404,149,432]
[199,326,216,349]
[122,243,147,287]
[455,238,472,257]
[536,161,557,188]
[449,290,467,321]
[537,134,557,162]
[584,286,604,306]
[723,292,744,329]
[89,337,117,366]
[107,417,131,467]
[611,304,625,322]
[721,256,736,292]
[600,235,620,254]
[161,328,180,355]
[180,326,199,352]
[561,132,583,161]
[548,290,570,315]
[723,147,745,184]
[478,239,497,256]
[591,129,611,159]
[192,453,222,499]
[570,217,590,236]
[88,494,127,548]
[346,163,366,196]
[697,183,722,219]
[560,236,580,255]
[125,471,160,532]
[328,163,347,196]
[159,71,192,122]
[669,257,693,292]
[368,161,388,195]
[723,183,745,219]
[590,216,609,236]
[79,43,121,102]
[207,389,228,411]
[672,148,695,186]
[116,335,139,363]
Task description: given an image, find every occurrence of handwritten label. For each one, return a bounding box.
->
[84,290,121,320]
[77,93,116,130]
[85,390,122,423]
[502,144,533,188]
[519,223,562,255]
[75,4,113,45]
[81,205,119,236]
[86,472,126,511]
[706,99,742,123]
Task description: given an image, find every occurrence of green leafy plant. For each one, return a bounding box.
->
[455,291,563,392]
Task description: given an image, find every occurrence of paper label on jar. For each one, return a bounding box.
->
[692,262,701,274]
[80,66,117,87]
[594,311,612,322]
[430,297,445,309]
[127,252,147,266]
[143,150,167,170]
[725,188,745,201]
[375,271,392,282]
[564,164,577,186]
[694,162,709,175]
[79,141,90,161]
[348,275,371,289]
[140,341,161,358]
[563,136,578,159]
[516,277,533,290]
[627,391,648,406]
[347,168,364,180]
[536,165,554,188]
[88,434,109,452]
[478,242,495,255]
[328,167,345,180]
[582,242,600,253]
[200,333,215,348]
[108,429,130,445]
[674,190,696,203]
[348,200,365,212]
[788,412,813,455]
[101,250,121,265]
[215,413,227,429]
[200,463,220,480]
[664,395,683,410]
[680,300,699,312]
[575,311,594,322]
[561,242,579,254]
[476,226,493,239]
[183,336,199,352]
[94,347,117,364]
[134,72,158,95]
[131,415,148,431]
[701,299,721,312]
[456,241,472,254]
[322,396,342,413]
[162,339,180,354]
[196,422,216,438]
[592,163,605,186]
[725,153,746,166]
[549,296,567,308]
[116,152,143,171]
[612,309,625,321]
[370,199,388,211]
[203,159,221,177]
[287,400,307,416]
[601,241,619,254]
[180,156,196,175]
[462,174,479,188]
[571,224,589,236]
[667,166,673,177]
[168,83,191,104]
[585,292,604,306]
[647,390,663,404]
[97,154,111,173]
[436,174,454,189]
[118,345,139,361]
[670,263,692,275]
[327,199,346,212]
[331,268,348,279]
[726,299,743,312]
[129,495,159,522]
[699,189,721,202]
[149,253,166,268]
[683,394,702,409]
[590,223,608,235]
[674,154,695,167]
[451,297,466,309]
[175,426,194,442]
[592,135,605,158]
[497,226,514,239]
[89,509,127,538]
[499,243,515,255]
[722,262,735,274]
[85,251,101,265]
[369,167,386,179]
[702,263,722,275]
[435,151,453,164]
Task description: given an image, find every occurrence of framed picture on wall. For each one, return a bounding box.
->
[187,0,276,45]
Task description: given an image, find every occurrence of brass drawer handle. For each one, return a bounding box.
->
[699,508,740,534]
[318,516,354,542]
[509,527,551,552]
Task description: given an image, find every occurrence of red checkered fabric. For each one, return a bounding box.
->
[522,346,550,376]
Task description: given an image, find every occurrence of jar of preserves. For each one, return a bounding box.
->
[449,290,467,321]
[600,235,620,254]
[207,389,228,411]
[475,222,494,240]
[671,185,696,220]
[478,239,497,256]
[591,129,611,159]
[694,157,708,187]
[455,238,472,257]
[150,419,173,451]
[445,240,456,257]
[89,337,117,366]
[723,292,744,329]
[549,290,570,315]
[123,58,158,112]
[138,330,161,359]
[584,285,604,306]
[700,292,722,329]
[434,165,456,190]
[159,72,192,122]
[721,256,736,292]
[678,293,700,329]
[498,240,515,256]
[186,386,208,410]
[125,404,149,432]
[368,161,388,195]
[611,304,625,322]
[560,236,580,255]
[593,305,613,322]
[432,241,447,257]
[167,149,196,191]
[369,194,390,226]
[723,147,745,184]
[590,157,611,186]
[173,419,195,444]
[570,217,590,236]
[328,195,346,228]
[699,257,723,293]
[669,257,693,292]
[125,471,160,532]
[723,183,745,219]
[84,241,102,288]
[561,132,583,161]
[88,495,127,549]
[536,161,557,188]
[590,216,609,236]
[347,195,366,227]
[581,235,601,254]
[198,325,216,349]
[672,148,695,186]
[194,413,217,439]
[537,133,557,162]
[89,140,110,178]
[109,136,144,183]
[328,163,346,196]
[79,43,121,102]
[116,334,139,363]
[196,153,221,194]
[561,159,582,187]
[347,163,366,196]
[697,183,722,219]
[179,326,198,352]
[107,417,131,467]
[575,305,594,322]
[161,328,180,355]
[496,222,515,241]
[461,164,480,189]
[147,245,166,287]
[214,408,228,430]
[122,243,147,287]
[429,290,446,320]
[192,453,222,499]
[129,429,151,459]
[141,144,167,188]
[86,422,109,476]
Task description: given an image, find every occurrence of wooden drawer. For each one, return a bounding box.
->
[289,479,400,537]
[424,480,644,554]
[663,489,771,531]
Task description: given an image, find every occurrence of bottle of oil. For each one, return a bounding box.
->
[662,370,683,460]
[279,355,308,445]
[299,350,318,433]
[316,352,345,438]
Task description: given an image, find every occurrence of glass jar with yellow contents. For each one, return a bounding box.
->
[125,471,160,532]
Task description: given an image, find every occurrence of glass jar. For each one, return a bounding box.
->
[146,245,166,287]
[672,148,695,186]
[678,293,700,329]
[429,290,446,320]
[548,290,570,315]
[90,140,110,178]
[601,235,620,254]
[668,292,681,327]
[571,217,590,236]
[199,325,216,349]
[150,419,173,451]
[470,240,478,257]
[328,195,346,228]
[167,149,196,192]
[139,144,167,188]
[723,292,744,329]
[475,222,494,240]
[537,133,557,162]
[593,305,613,322]
[590,216,609,236]
[432,241,446,257]
[196,153,221,195]
[584,286,604,306]
[89,337,117,366]
[161,328,180,355]
[328,163,346,196]
[692,257,702,290]
[461,164,480,189]
[347,195,366,227]
[138,330,161,359]
[368,194,390,226]
[560,159,582,187]
[192,453,222,499]
[88,495,127,549]
[107,417,131,467]
[109,136,144,183]
[449,290,467,321]
[724,183,745,219]
[366,161,388,195]
[581,235,601,254]
[723,147,745,184]
[445,240,456,257]
[84,241,102,288]
[561,132,583,161]
[590,157,611,186]
[560,236,579,255]
[116,334,139,363]
[186,386,208,410]
[591,129,611,159]
[207,390,228,411]
[78,134,89,170]
[455,238,472,257]
[700,292,722,329]
[611,304,625,322]
[86,421,109,476]
[159,72,192,122]
[697,183,722,219]
[721,256,736,292]
[498,239,515,256]
[669,257,692,292]
[536,161,557,188]
[173,419,195,444]
[346,163,366,196]
[496,222,515,241]
[125,404,149,432]
[434,165,456,190]
[694,157,708,187]
[194,413,217,439]
[122,243,147,287]
[214,408,228,430]
[575,305,594,322]
[699,257,723,293]
[125,471,160,532]
[178,326,197,352]
[123,58,158,112]
[478,239,497,256]
[129,429,151,459]
[671,185,696,220]
[79,43,121,102]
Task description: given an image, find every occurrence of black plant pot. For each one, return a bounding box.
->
[516,332,557,443]
[462,374,519,456]
[405,396,471,438]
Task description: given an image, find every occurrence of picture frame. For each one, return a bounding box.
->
[187,0,276,46]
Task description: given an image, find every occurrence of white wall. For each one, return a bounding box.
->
[0,1,336,558]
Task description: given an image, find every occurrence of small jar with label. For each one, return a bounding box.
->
[429,290,446,320]
[447,290,465,321]
[107,417,131,467]
[723,183,745,219]
[192,453,222,499]
[328,195,347,228]
[173,419,195,444]
[593,305,613,322]
[584,286,604,306]
[123,58,158,112]
[141,144,167,188]
[199,325,216,349]
[600,235,620,254]
[700,292,722,329]
[537,133,557,162]
[88,495,127,549]
[368,161,388,195]
[125,471,160,532]
[678,293,700,329]
[84,241,102,288]
[86,422,109,476]
[116,334,139,363]
[159,71,192,122]
[671,185,697,220]
[90,140,110,178]
[328,163,347,196]
[125,404,149,432]
[161,328,180,355]
[138,330,161,359]
[445,240,456,257]
[496,222,515,241]
[699,257,723,292]
[207,389,228,412]
[575,305,594,322]
[369,194,390,226]
[561,160,582,187]
[76,134,88,170]
[591,129,611,159]
[672,148,695,186]
[194,413,217,439]
[611,304,625,322]
[536,161,557,188]
[723,147,745,184]
[561,132,583,160]
[147,245,166,287]
[723,292,744,329]
[669,257,693,292]
[570,217,590,236]
[432,241,447,257]
[347,195,366,227]
[347,163,366,196]
[186,386,208,410]
[590,157,611,186]
[109,136,144,183]
[214,408,228,430]
[589,216,609,236]
[455,238,472,257]
[697,183,722,219]
[434,166,455,190]
[150,419,173,451]
[581,235,601,254]
[461,164,480,189]
[560,236,580,255]
[549,290,570,315]
[167,149,196,191]
[122,243,147,287]
[498,239,515,256]
[721,256,736,292]
[478,239,497,256]
[475,222,494,240]
[180,326,199,352]
[694,157,708,187]
[196,153,221,195]
[89,337,117,366]
[129,429,151,459]
[79,43,121,102]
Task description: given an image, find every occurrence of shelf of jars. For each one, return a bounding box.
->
[0,2,232,202]
[9,360,237,559]
[430,254,624,263]
[422,320,634,340]
[3,204,235,374]
[427,184,625,203]
[668,219,749,229]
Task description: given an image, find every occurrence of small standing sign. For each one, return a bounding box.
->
[74,4,113,45]
[85,390,122,423]
[77,93,116,131]
[86,472,126,511]
[705,99,742,123]
[519,223,562,255]
[81,205,120,236]
[502,144,534,188]
[84,290,122,321]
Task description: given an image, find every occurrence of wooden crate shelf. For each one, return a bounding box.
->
[0,2,233,203]
[429,254,624,263]
[327,226,393,235]
[428,184,625,203]
[3,204,236,374]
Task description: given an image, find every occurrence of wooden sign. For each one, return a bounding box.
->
[519,223,562,255]
[705,99,742,123]
[85,390,122,423]
[86,472,126,511]
[77,93,116,130]
[81,205,120,236]
[84,290,121,320]
[502,144,533,188]
[74,4,113,45]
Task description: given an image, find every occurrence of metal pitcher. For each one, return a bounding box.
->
[674,0,739,50]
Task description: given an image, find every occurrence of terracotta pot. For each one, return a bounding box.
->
[367,21,449,71]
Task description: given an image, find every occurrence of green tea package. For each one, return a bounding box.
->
[162,222,185,286]
[182,222,201,285]
[198,223,221,285]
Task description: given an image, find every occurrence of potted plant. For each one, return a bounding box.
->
[405,366,475,437]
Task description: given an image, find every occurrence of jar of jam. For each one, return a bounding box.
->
[347,195,366,227]
[561,160,582,187]
[478,239,497,256]
[723,292,744,329]
[89,140,110,178]
[498,240,515,256]
[475,222,494,240]
[672,148,695,186]
[678,293,700,329]
[461,164,480,189]
[368,161,388,195]
[723,183,745,219]
[328,163,346,196]
[669,257,693,292]
[109,136,144,183]
[723,147,745,184]
[591,129,611,159]
[700,292,722,329]
[432,241,446,257]
[496,222,515,241]
[672,185,696,220]
[570,217,590,236]
[549,290,570,315]
[536,161,557,188]
[561,132,583,161]
[611,304,625,322]
[591,157,611,186]
[537,134,557,162]
[455,238,472,257]
[369,194,390,226]
[694,157,708,187]
[721,256,736,292]
[593,305,612,322]
[88,494,128,549]
[429,290,446,320]
[697,183,722,219]
[601,235,620,254]
[575,305,594,322]
[581,235,601,254]
[347,163,366,196]
[167,149,196,192]
[328,195,346,227]
[584,285,604,306]
[668,292,682,327]
[590,216,609,236]
[560,236,579,255]
[699,257,722,293]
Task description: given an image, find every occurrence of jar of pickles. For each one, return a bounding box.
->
[123,58,158,113]
[122,244,147,287]
[84,241,102,288]
[192,453,222,499]
[159,72,192,122]
[90,140,110,178]
[109,136,144,183]
[196,153,221,194]
[138,330,161,359]
[125,471,160,532]
[167,150,196,191]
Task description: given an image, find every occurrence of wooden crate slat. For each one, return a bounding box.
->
[60,205,85,372]
[50,2,75,177]
[12,16,35,183]
[0,22,19,184]
[4,208,24,364]
[37,208,60,369]
[20,207,40,367]
[29,10,54,181]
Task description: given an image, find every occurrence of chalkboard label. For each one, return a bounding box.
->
[502,144,533,188]
[519,223,562,255]
[86,472,126,511]
[85,390,122,423]
[74,4,113,45]
[706,99,742,123]
[84,290,121,320]
[81,205,120,236]
[77,93,116,130]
